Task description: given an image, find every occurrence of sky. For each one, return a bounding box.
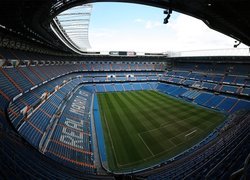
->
[87,2,248,53]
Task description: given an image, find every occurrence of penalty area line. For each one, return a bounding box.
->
[185,129,197,137]
[138,133,155,157]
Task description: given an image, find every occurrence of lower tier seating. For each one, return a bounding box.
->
[0,62,249,178]
[156,83,250,114]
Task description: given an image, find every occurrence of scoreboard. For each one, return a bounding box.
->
[109,51,136,56]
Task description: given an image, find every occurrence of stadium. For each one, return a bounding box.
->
[0,0,249,179]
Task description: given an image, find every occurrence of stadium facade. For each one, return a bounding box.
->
[0,0,249,179]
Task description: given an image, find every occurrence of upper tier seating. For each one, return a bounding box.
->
[0,47,249,179]
[173,62,250,75]
[161,69,250,97]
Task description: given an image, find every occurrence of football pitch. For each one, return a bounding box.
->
[97,90,225,172]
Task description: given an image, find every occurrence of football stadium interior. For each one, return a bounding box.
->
[0,0,250,179]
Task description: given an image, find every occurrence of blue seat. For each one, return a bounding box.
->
[141,83,152,90]
[204,95,225,109]
[96,84,105,92]
[217,98,238,112]
[114,84,124,91]
[242,88,250,95]
[133,83,142,91]
[194,93,214,105]
[230,100,250,113]
[221,85,238,93]
[105,84,115,92]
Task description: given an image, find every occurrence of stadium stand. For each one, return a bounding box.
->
[44,87,95,173]
[138,111,250,179]
[0,49,249,180]
[1,0,250,178]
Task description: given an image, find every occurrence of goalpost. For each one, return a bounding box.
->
[185,129,197,140]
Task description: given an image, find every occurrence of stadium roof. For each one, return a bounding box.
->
[53,4,92,53]
[0,0,249,54]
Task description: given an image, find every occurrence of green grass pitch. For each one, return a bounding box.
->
[97,90,225,172]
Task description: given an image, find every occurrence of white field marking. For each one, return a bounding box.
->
[108,101,221,167]
[117,147,162,167]
[140,115,197,135]
[103,112,121,167]
[141,109,213,136]
[180,119,217,134]
[139,127,201,157]
[185,129,197,137]
[118,122,219,167]
[118,156,152,167]
[168,127,202,143]
[103,93,154,167]
[144,141,178,158]
[138,133,155,157]
[118,154,157,167]
[150,130,201,158]
[118,140,175,167]
[119,128,199,167]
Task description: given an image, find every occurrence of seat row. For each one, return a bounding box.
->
[161,70,250,97]
[156,83,250,114]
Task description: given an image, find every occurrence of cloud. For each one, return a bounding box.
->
[88,13,248,52]
[134,18,144,23]
[134,18,163,29]
[89,28,117,38]
[166,14,248,51]
[145,20,163,29]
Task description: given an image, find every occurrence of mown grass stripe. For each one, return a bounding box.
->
[100,93,136,167]
[111,92,155,159]
[98,94,119,168]
[128,91,190,149]
[131,91,193,133]
[131,91,189,121]
[97,90,225,172]
[139,91,194,114]
[122,92,162,128]
[107,93,151,163]
[119,92,166,154]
